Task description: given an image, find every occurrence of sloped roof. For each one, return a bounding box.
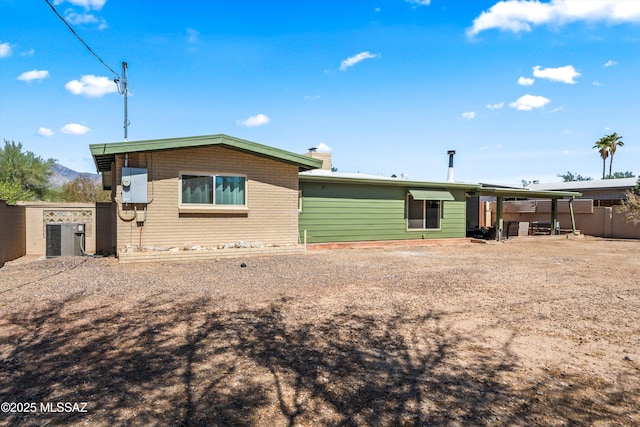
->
[90,134,322,172]
[300,170,580,198]
[528,177,636,191]
[477,187,581,199]
[299,169,478,190]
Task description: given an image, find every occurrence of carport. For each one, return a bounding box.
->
[477,188,582,240]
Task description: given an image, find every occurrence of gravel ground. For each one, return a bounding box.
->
[0,236,639,426]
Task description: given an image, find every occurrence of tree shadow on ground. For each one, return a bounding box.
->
[1,295,638,426]
[227,306,515,426]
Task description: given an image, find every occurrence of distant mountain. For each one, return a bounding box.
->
[49,163,101,188]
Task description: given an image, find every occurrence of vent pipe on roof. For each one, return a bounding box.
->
[447,150,456,182]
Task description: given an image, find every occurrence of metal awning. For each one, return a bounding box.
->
[408,189,455,201]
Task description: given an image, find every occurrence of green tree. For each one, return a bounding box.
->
[557,171,592,182]
[0,181,33,204]
[607,132,624,179]
[60,176,111,202]
[593,136,610,180]
[611,171,635,179]
[0,140,56,200]
[618,176,640,225]
[619,191,640,225]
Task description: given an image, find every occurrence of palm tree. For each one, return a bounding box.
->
[593,136,610,180]
[607,132,624,179]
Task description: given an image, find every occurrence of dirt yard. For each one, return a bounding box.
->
[0,236,639,426]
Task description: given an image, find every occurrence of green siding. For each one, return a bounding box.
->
[299,182,467,243]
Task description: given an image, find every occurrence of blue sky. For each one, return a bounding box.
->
[1,0,638,185]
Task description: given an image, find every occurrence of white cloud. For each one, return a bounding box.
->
[467,0,640,37]
[20,48,35,57]
[339,51,379,71]
[604,59,617,67]
[509,94,550,111]
[467,1,553,37]
[518,76,535,86]
[186,28,199,44]
[462,111,476,119]
[65,75,117,97]
[406,0,431,6]
[479,144,503,151]
[61,123,91,135]
[304,95,320,100]
[55,0,108,28]
[65,11,98,25]
[38,127,54,137]
[0,41,13,58]
[238,114,270,127]
[487,102,504,110]
[17,69,50,82]
[54,0,106,10]
[592,80,602,86]
[532,65,580,84]
[317,142,332,153]
[186,28,200,52]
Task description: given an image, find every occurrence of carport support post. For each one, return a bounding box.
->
[496,197,504,240]
[569,197,578,235]
[551,198,558,235]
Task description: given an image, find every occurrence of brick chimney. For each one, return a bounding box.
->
[304,147,332,171]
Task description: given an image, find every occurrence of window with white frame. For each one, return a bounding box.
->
[181,174,246,206]
[407,196,441,230]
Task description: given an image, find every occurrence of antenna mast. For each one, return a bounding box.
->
[115,61,129,141]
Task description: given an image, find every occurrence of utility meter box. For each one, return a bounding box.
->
[121,167,148,203]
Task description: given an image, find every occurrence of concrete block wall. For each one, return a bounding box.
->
[0,200,26,266]
[19,202,100,255]
[611,207,640,238]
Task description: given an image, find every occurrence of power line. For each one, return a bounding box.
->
[43,0,119,78]
[43,0,130,140]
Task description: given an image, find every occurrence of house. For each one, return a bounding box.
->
[88,135,584,261]
[90,134,322,260]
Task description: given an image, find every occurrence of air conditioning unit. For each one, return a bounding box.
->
[46,223,85,257]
